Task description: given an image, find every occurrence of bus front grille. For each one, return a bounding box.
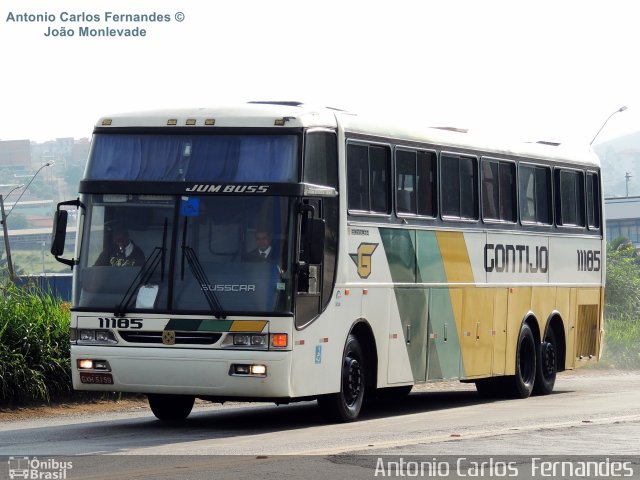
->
[118,330,222,345]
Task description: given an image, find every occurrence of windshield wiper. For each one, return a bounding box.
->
[115,219,168,317]
[114,246,164,317]
[182,245,226,319]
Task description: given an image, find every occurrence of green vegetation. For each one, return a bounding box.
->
[11,249,70,275]
[0,280,71,404]
[600,316,640,369]
[601,237,640,369]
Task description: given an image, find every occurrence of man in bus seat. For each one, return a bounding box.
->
[95,227,146,267]
[244,229,276,262]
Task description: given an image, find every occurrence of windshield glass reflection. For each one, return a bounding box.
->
[74,194,294,314]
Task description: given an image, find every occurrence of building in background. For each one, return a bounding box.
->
[605,196,640,248]
[0,139,31,175]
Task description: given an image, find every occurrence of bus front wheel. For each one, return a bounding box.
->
[148,394,195,421]
[317,334,365,422]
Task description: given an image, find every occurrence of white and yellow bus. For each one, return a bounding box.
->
[52,102,604,421]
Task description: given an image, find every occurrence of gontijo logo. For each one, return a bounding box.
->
[8,457,73,479]
[350,242,379,279]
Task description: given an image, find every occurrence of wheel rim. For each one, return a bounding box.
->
[343,354,362,407]
[541,341,557,378]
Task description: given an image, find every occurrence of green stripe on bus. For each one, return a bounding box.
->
[380,228,464,381]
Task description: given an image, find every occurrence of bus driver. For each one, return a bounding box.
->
[95,226,145,267]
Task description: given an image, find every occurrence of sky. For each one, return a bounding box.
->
[1,0,639,146]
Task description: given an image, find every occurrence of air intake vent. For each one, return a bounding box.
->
[119,331,222,345]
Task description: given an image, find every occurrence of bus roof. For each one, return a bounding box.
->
[96,102,599,167]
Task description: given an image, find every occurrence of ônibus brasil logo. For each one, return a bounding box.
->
[8,457,73,480]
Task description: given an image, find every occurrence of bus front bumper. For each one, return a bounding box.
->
[71,346,292,398]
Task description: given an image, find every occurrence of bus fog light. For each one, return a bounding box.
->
[232,364,250,375]
[77,359,94,370]
[93,360,111,371]
[230,364,267,376]
[250,365,267,375]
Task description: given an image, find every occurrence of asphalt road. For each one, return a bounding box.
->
[1,370,639,479]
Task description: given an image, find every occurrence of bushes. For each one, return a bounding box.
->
[0,280,72,404]
[600,316,640,369]
[600,237,640,369]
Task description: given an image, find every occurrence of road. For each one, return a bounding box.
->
[1,370,639,479]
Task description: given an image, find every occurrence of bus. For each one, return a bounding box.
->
[51,102,604,422]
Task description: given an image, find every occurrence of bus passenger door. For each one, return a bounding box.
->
[295,200,324,327]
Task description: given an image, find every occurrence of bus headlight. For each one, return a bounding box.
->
[232,333,267,347]
[79,330,95,341]
[77,329,118,345]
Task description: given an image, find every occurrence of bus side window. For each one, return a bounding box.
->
[369,146,390,214]
[586,172,601,230]
[347,142,390,215]
[347,143,369,211]
[441,153,478,220]
[556,169,585,227]
[482,159,515,222]
[416,151,437,217]
[396,149,416,214]
[519,164,552,225]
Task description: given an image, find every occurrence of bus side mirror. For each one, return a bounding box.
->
[51,198,83,268]
[51,210,68,256]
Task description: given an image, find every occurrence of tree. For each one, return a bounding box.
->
[605,237,640,319]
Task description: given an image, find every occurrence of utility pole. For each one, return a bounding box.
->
[0,195,15,281]
[0,162,53,282]
[626,172,633,197]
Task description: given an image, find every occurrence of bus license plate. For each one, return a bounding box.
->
[79,372,114,385]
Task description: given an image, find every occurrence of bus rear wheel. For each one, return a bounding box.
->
[317,334,365,422]
[533,328,557,395]
[504,323,537,398]
[148,394,195,421]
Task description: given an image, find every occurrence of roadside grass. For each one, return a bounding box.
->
[599,316,640,369]
[0,279,140,408]
[0,279,71,404]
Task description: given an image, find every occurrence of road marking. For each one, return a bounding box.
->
[286,413,640,455]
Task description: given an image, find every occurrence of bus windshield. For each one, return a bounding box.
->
[74,194,295,315]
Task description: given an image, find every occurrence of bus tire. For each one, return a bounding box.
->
[505,323,537,398]
[317,334,365,422]
[148,394,195,421]
[533,328,557,395]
